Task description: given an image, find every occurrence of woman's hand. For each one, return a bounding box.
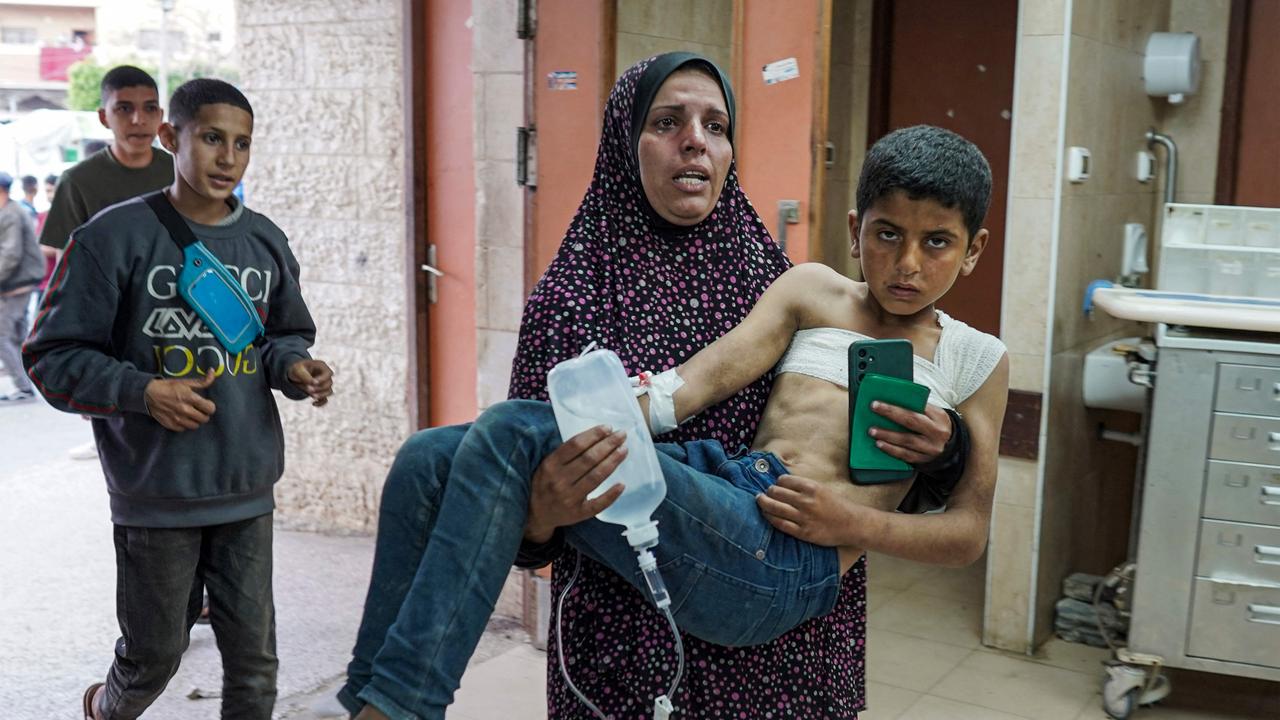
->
[756,474,859,547]
[524,426,628,544]
[868,401,953,466]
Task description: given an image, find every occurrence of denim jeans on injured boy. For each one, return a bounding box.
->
[339,423,469,714]
[350,399,841,720]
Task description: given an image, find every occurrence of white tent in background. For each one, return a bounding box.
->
[0,109,113,179]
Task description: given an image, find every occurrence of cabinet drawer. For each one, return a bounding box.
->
[1210,413,1280,466]
[1204,461,1280,527]
[1216,364,1280,418]
[1197,519,1280,586]
[1187,579,1280,669]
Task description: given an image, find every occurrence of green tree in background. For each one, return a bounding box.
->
[66,58,239,111]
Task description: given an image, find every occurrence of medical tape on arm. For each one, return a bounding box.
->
[631,368,686,435]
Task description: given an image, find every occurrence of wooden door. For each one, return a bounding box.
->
[524,1,614,290]
[419,0,478,427]
[1219,0,1280,208]
[868,0,1017,336]
[734,0,830,264]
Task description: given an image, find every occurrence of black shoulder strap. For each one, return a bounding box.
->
[143,191,199,250]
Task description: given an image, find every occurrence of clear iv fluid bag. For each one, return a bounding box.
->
[547,349,666,547]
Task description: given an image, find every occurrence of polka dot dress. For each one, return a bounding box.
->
[508,54,867,719]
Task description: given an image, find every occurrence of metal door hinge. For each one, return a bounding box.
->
[517,0,536,39]
[517,127,537,187]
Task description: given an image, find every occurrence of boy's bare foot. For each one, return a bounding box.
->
[354,706,391,720]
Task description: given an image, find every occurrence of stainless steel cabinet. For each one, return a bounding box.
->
[1129,329,1280,683]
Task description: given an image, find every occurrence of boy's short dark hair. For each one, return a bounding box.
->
[168,79,254,129]
[44,174,58,186]
[856,125,992,240]
[21,175,37,193]
[100,65,158,101]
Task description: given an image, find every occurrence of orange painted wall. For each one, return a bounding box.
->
[426,0,478,426]
[735,0,821,264]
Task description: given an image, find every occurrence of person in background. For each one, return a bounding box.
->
[38,65,174,461]
[25,78,334,720]
[17,175,39,219]
[0,172,44,403]
[32,174,58,309]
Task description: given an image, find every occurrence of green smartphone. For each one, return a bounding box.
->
[848,338,921,485]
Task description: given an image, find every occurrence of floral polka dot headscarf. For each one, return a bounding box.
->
[508,52,791,449]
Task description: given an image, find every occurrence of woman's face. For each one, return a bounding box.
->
[637,69,732,226]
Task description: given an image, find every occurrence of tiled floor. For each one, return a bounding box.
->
[860,553,1277,720]
[440,552,1279,720]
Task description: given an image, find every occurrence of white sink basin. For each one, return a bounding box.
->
[1091,286,1280,333]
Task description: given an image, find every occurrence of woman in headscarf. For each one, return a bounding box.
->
[511,53,869,720]
[340,53,870,720]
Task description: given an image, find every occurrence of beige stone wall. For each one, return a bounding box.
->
[984,0,1071,653]
[236,0,411,533]
[615,0,733,77]
[473,0,525,411]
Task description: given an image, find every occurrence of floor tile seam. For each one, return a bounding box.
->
[862,622,983,651]
[927,657,1104,720]
[972,646,1109,681]
[905,692,1042,720]
[919,647,981,695]
[899,585,985,602]
[925,681,1088,720]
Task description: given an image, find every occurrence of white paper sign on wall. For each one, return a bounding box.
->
[762,57,800,85]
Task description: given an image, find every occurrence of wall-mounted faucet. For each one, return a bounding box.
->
[1146,128,1178,206]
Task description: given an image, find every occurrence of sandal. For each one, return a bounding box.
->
[82,682,103,719]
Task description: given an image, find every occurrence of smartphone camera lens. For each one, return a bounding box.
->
[857,361,867,370]
[857,349,868,358]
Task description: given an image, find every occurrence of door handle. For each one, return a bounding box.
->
[421,245,442,304]
[1247,603,1280,625]
[1262,486,1280,506]
[777,200,800,252]
[1256,544,1280,565]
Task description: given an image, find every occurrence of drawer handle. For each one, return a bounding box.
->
[1231,427,1257,441]
[1247,603,1280,626]
[1264,486,1280,506]
[1256,545,1280,565]
[1270,432,1280,450]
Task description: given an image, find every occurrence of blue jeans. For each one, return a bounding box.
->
[340,399,840,720]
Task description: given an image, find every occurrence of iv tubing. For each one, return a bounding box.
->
[557,551,686,719]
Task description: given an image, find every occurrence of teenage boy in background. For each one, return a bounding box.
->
[17,175,39,219]
[39,65,174,461]
[25,78,334,720]
[40,65,173,254]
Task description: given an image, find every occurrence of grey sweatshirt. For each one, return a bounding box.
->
[23,192,316,527]
[0,200,44,294]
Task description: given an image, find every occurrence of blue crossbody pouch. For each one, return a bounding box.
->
[144,192,264,354]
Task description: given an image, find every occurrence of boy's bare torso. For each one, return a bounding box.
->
[748,276,944,572]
